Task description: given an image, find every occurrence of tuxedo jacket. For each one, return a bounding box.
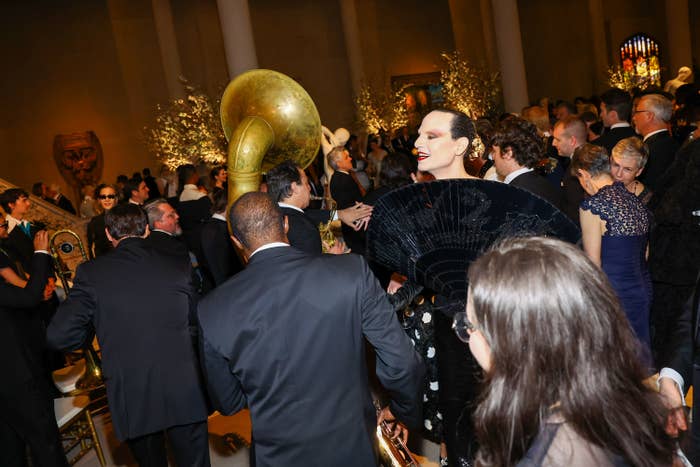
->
[198,246,424,467]
[3,223,42,274]
[280,206,323,255]
[592,126,637,154]
[510,170,564,211]
[561,172,585,225]
[0,252,52,394]
[640,130,679,191]
[330,171,366,255]
[47,238,208,441]
[199,217,242,286]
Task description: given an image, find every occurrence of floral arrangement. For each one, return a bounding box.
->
[143,80,227,170]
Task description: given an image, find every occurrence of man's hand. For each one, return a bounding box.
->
[33,230,49,251]
[387,273,407,294]
[659,377,688,437]
[324,238,349,255]
[377,406,409,445]
[338,203,373,231]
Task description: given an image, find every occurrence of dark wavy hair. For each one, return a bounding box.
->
[468,237,675,467]
[489,116,544,168]
[266,160,301,202]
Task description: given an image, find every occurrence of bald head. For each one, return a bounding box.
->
[229,192,287,253]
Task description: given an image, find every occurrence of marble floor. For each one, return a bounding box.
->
[71,410,439,466]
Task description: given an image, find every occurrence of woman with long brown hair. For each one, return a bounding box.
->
[456,236,676,466]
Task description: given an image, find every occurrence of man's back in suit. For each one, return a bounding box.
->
[199,216,242,286]
[510,170,564,211]
[198,246,424,466]
[641,130,679,191]
[280,206,323,255]
[47,237,208,442]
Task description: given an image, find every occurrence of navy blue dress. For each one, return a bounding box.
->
[581,182,652,359]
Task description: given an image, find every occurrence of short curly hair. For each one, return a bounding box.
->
[489,116,544,169]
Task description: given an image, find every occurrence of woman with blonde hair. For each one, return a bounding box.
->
[611,136,652,204]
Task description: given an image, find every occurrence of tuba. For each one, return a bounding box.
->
[374,401,420,467]
[220,69,321,208]
[49,230,103,390]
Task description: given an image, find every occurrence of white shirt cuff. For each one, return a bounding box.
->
[34,250,50,256]
[659,367,685,405]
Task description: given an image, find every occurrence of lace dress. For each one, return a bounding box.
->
[581,182,652,361]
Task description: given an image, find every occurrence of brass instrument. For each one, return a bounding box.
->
[318,200,338,253]
[220,69,321,208]
[49,230,103,390]
[49,230,87,292]
[374,401,419,467]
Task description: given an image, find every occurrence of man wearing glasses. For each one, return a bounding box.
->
[632,93,678,192]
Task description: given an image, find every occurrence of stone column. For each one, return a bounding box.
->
[490,0,528,113]
[339,0,364,96]
[151,0,184,99]
[216,0,258,79]
[665,0,692,76]
[587,0,608,91]
[479,0,498,73]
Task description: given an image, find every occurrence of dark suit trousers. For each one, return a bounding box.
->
[0,381,68,467]
[127,420,210,467]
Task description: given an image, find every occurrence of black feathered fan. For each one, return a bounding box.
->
[366,179,581,304]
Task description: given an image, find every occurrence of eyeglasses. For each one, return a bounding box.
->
[452,311,479,343]
[98,194,117,200]
[633,109,652,115]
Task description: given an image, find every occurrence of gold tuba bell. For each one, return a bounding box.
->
[220,69,321,207]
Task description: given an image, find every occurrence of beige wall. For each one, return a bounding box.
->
[1,1,166,206]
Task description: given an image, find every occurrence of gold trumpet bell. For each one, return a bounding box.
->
[220,69,321,204]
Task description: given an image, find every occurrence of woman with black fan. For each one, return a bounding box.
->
[413,108,481,466]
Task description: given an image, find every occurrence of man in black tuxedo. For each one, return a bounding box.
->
[592,87,637,154]
[47,204,210,466]
[32,182,77,216]
[0,189,44,274]
[552,116,588,223]
[633,93,679,191]
[491,117,564,210]
[143,198,189,264]
[267,160,372,255]
[328,147,367,255]
[198,192,424,466]
[198,190,242,287]
[0,230,68,467]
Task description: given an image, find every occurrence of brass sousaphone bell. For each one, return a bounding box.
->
[220,69,321,206]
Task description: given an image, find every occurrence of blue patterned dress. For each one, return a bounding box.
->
[581,182,652,359]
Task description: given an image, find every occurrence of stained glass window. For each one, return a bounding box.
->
[618,33,661,89]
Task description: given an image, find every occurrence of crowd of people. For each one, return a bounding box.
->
[0,80,699,467]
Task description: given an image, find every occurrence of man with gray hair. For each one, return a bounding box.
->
[144,199,187,259]
[632,93,679,191]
